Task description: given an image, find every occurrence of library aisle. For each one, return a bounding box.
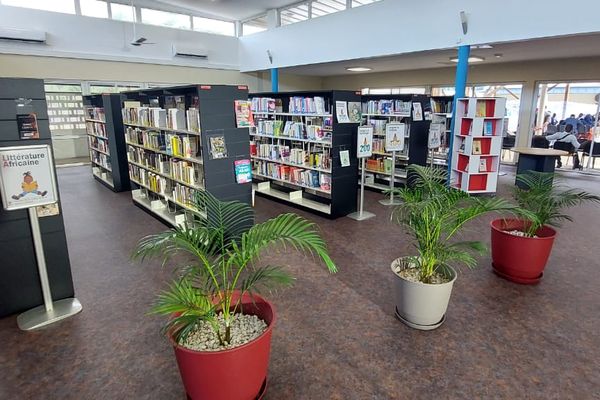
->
[0,166,599,399]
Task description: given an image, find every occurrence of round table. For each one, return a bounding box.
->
[510,147,569,188]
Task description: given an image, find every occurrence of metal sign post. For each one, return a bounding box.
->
[348,126,376,221]
[0,145,82,330]
[379,122,405,206]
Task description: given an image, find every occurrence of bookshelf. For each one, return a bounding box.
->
[121,84,251,227]
[83,94,130,192]
[249,90,360,218]
[359,95,431,191]
[430,96,454,167]
[450,97,506,193]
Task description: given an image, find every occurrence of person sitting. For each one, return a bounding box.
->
[565,114,583,134]
[545,124,581,169]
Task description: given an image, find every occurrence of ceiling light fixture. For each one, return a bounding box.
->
[346,67,372,72]
[450,56,485,63]
[494,53,503,58]
[472,44,493,49]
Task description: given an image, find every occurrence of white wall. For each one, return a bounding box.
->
[239,0,600,71]
[0,4,238,69]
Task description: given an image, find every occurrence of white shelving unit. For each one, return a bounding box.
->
[450,97,506,194]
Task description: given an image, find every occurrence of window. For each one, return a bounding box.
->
[193,16,235,36]
[90,84,142,94]
[1,0,75,14]
[311,0,346,18]
[395,87,427,95]
[111,3,135,22]
[242,15,267,36]
[80,0,108,18]
[431,86,456,97]
[142,8,190,30]
[280,3,309,26]
[352,0,381,7]
[44,83,85,134]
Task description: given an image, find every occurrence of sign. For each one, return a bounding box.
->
[428,123,444,149]
[340,150,350,167]
[17,113,40,140]
[412,102,423,121]
[335,101,350,123]
[357,126,373,158]
[0,145,58,211]
[234,159,252,184]
[385,123,406,152]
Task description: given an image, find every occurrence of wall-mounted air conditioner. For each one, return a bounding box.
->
[0,28,47,43]
[172,45,208,60]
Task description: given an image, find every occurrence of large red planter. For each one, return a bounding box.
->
[172,292,275,400]
[490,218,556,284]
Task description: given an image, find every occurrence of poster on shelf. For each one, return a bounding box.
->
[428,123,444,149]
[208,135,228,159]
[234,100,255,128]
[385,123,406,152]
[397,101,412,117]
[17,113,40,140]
[36,202,60,218]
[340,150,350,167]
[234,159,252,183]
[335,101,351,123]
[0,145,58,211]
[357,126,374,158]
[412,102,423,121]
[348,102,362,123]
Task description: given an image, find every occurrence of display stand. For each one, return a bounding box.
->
[378,150,401,206]
[0,144,82,330]
[348,126,375,220]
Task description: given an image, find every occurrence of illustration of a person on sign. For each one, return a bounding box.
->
[11,171,47,200]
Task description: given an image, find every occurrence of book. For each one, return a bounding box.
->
[483,121,494,136]
[479,159,488,172]
[472,140,482,155]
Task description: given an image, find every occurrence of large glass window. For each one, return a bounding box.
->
[311,0,346,18]
[89,83,142,94]
[280,3,309,26]
[1,0,75,14]
[44,83,85,134]
[193,16,235,36]
[352,0,381,7]
[111,3,135,22]
[142,8,190,30]
[242,15,267,36]
[80,0,108,18]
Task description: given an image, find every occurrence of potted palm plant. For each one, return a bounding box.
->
[391,165,518,330]
[133,191,336,400]
[491,171,600,284]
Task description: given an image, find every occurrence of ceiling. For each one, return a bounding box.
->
[281,33,600,77]
[137,0,300,20]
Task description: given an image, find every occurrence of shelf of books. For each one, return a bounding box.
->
[121,84,251,227]
[450,97,506,193]
[360,95,431,191]
[249,90,360,217]
[83,94,130,192]
[429,96,454,166]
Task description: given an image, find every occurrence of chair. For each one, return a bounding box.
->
[581,141,600,169]
[531,135,549,149]
[552,141,578,168]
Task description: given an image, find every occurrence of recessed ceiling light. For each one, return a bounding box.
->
[346,67,372,72]
[450,56,485,63]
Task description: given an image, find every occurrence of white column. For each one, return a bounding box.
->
[516,80,537,149]
[266,9,279,28]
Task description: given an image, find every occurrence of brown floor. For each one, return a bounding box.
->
[1,166,600,399]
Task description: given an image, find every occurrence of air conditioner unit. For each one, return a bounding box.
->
[172,45,208,60]
[0,28,47,44]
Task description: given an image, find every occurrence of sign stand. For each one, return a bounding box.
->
[17,208,82,331]
[348,126,375,221]
[379,150,401,206]
[0,144,82,331]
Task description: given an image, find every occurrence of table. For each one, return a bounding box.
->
[511,147,568,188]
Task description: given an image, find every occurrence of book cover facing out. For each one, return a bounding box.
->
[17,113,39,140]
[234,159,252,184]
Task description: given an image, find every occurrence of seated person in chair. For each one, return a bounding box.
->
[545,124,581,169]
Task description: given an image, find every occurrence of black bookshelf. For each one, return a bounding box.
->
[0,78,75,317]
[360,94,431,191]
[121,84,251,227]
[249,90,360,218]
[83,94,130,192]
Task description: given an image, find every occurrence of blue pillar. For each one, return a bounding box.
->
[447,45,470,181]
[271,68,279,93]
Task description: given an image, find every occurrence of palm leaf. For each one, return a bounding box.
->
[240,265,295,295]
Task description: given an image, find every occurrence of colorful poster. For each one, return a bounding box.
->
[17,113,39,140]
[348,102,362,123]
[234,100,255,128]
[208,135,228,159]
[335,101,350,123]
[385,123,406,152]
[428,123,444,149]
[234,159,252,184]
[357,126,374,158]
[0,145,58,211]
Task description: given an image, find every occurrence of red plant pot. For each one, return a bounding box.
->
[490,219,557,284]
[171,292,275,400]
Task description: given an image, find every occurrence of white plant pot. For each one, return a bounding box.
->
[391,257,457,330]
